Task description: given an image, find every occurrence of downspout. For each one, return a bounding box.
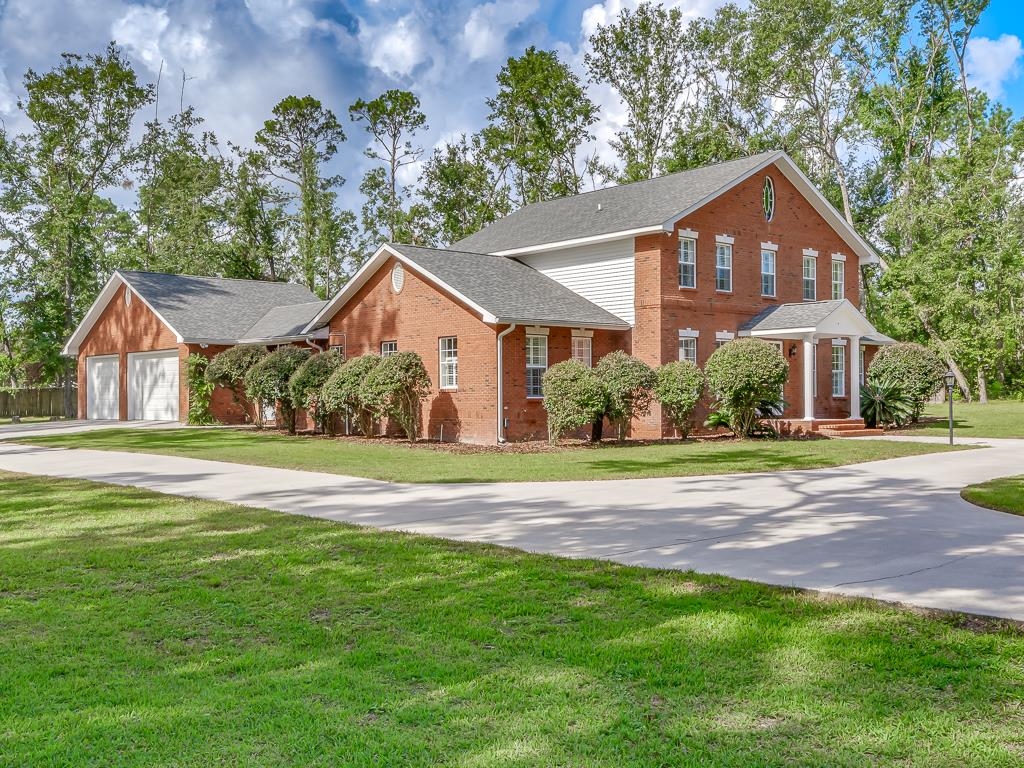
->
[496,323,516,443]
[305,337,324,352]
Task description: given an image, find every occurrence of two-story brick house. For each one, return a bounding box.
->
[67,151,891,441]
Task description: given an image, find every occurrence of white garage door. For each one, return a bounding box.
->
[128,350,179,421]
[86,355,120,420]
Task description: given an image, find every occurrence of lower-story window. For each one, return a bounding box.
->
[526,334,548,398]
[679,336,697,363]
[439,336,457,390]
[832,343,846,397]
[380,340,398,357]
[571,335,592,367]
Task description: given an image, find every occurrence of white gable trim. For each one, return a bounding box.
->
[304,244,500,333]
[62,271,184,356]
[489,225,666,257]
[744,299,879,339]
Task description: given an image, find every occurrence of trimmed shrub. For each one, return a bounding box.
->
[288,350,345,433]
[867,342,945,421]
[542,360,607,443]
[594,351,656,441]
[654,360,705,439]
[358,351,431,441]
[704,338,789,438]
[205,345,267,423]
[243,346,310,434]
[185,354,217,426]
[860,380,914,428]
[321,354,382,436]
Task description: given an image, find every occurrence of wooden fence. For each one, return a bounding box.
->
[0,388,73,418]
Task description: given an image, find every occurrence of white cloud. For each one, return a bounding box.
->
[0,67,16,115]
[360,14,431,79]
[110,6,170,73]
[462,0,539,61]
[966,34,1023,100]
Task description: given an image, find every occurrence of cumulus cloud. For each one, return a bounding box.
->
[359,14,432,79]
[0,67,17,115]
[462,0,539,61]
[966,34,1023,100]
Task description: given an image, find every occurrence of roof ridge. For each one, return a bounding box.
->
[118,269,305,287]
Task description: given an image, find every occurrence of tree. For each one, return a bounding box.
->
[321,354,381,436]
[243,346,310,434]
[594,351,656,441]
[255,95,346,294]
[358,351,431,441]
[654,361,706,439]
[541,360,607,443]
[867,341,946,421]
[223,148,290,280]
[349,90,428,244]
[704,338,789,438]
[205,344,267,423]
[288,350,344,433]
[0,43,152,414]
[484,47,598,202]
[420,133,513,245]
[585,3,689,181]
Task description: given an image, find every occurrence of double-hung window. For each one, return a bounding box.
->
[803,253,817,300]
[678,236,696,289]
[831,258,845,300]
[526,335,547,398]
[761,249,776,297]
[571,335,592,367]
[715,241,733,292]
[439,337,457,390]
[380,340,398,357]
[678,331,698,364]
[832,343,846,397]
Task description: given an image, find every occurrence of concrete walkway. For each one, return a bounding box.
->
[1,435,1022,621]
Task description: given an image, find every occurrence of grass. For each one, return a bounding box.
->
[898,400,1024,439]
[0,416,49,428]
[961,476,1024,516]
[12,427,962,483]
[1,472,1022,767]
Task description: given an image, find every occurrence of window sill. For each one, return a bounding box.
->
[440,387,458,392]
[678,285,696,291]
[526,396,544,401]
[761,294,777,300]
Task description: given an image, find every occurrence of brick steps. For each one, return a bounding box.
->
[816,419,885,438]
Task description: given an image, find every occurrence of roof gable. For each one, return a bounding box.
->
[305,243,631,333]
[740,299,879,337]
[452,151,879,266]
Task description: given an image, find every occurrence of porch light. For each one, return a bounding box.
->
[943,371,956,445]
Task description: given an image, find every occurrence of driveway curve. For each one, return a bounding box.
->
[1,435,1022,621]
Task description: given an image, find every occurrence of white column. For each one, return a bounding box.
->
[849,335,861,420]
[803,336,815,421]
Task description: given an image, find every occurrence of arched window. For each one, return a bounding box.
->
[763,176,775,222]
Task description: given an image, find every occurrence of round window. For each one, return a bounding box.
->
[391,263,405,293]
[762,176,775,222]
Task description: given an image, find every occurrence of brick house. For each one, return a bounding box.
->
[66,150,892,441]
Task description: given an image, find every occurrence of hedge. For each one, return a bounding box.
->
[243,347,310,434]
[704,338,788,438]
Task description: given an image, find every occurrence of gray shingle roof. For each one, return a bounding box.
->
[453,151,780,254]
[240,301,327,340]
[118,271,321,342]
[740,300,846,332]
[386,244,630,328]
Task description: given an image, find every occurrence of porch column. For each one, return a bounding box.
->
[802,335,815,421]
[849,335,861,420]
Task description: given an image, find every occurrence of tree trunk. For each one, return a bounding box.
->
[590,417,603,443]
[977,368,988,404]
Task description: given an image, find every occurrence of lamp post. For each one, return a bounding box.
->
[944,370,956,446]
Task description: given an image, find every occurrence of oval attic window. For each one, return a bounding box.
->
[762,176,775,222]
[391,263,405,293]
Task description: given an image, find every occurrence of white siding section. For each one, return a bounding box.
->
[517,240,635,325]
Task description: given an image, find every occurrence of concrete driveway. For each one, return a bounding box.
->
[0,434,1022,621]
[0,419,179,440]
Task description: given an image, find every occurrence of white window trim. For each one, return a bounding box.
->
[380,340,398,356]
[571,335,593,368]
[679,228,699,239]
[678,336,698,364]
[525,334,548,399]
[803,248,819,257]
[831,252,847,262]
[803,254,817,301]
[715,242,733,293]
[439,336,458,390]
[760,241,779,252]
[571,328,593,338]
[678,328,700,338]
[678,235,697,289]
[715,331,735,342]
[831,259,845,300]
[760,249,776,298]
[715,234,735,244]
[831,338,848,346]
[524,325,549,336]
[832,344,846,397]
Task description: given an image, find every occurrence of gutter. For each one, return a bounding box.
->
[495,323,517,443]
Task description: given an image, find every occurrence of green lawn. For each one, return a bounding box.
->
[0,416,49,427]
[961,476,1024,516]
[14,427,961,483]
[898,400,1024,439]
[1,472,1021,766]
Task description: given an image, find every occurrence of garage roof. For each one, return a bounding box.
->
[63,271,324,354]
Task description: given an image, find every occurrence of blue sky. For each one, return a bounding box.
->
[0,0,1020,210]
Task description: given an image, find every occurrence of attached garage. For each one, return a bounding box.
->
[128,350,180,421]
[86,355,120,420]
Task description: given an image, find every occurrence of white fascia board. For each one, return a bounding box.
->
[62,271,185,356]
[747,327,818,337]
[489,226,666,257]
[495,317,631,331]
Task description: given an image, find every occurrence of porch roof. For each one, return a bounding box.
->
[739,299,894,342]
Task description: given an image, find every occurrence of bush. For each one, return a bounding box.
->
[860,379,914,428]
[321,354,382,436]
[243,347,310,434]
[288,350,344,433]
[594,351,656,441]
[704,338,789,438]
[542,360,607,443]
[358,351,431,441]
[205,345,267,424]
[654,361,705,439]
[867,342,945,421]
[185,354,217,426]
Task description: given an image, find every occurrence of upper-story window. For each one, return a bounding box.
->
[678,236,696,289]
[761,249,776,297]
[832,257,845,300]
[763,176,775,221]
[715,238,733,292]
[803,251,817,301]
